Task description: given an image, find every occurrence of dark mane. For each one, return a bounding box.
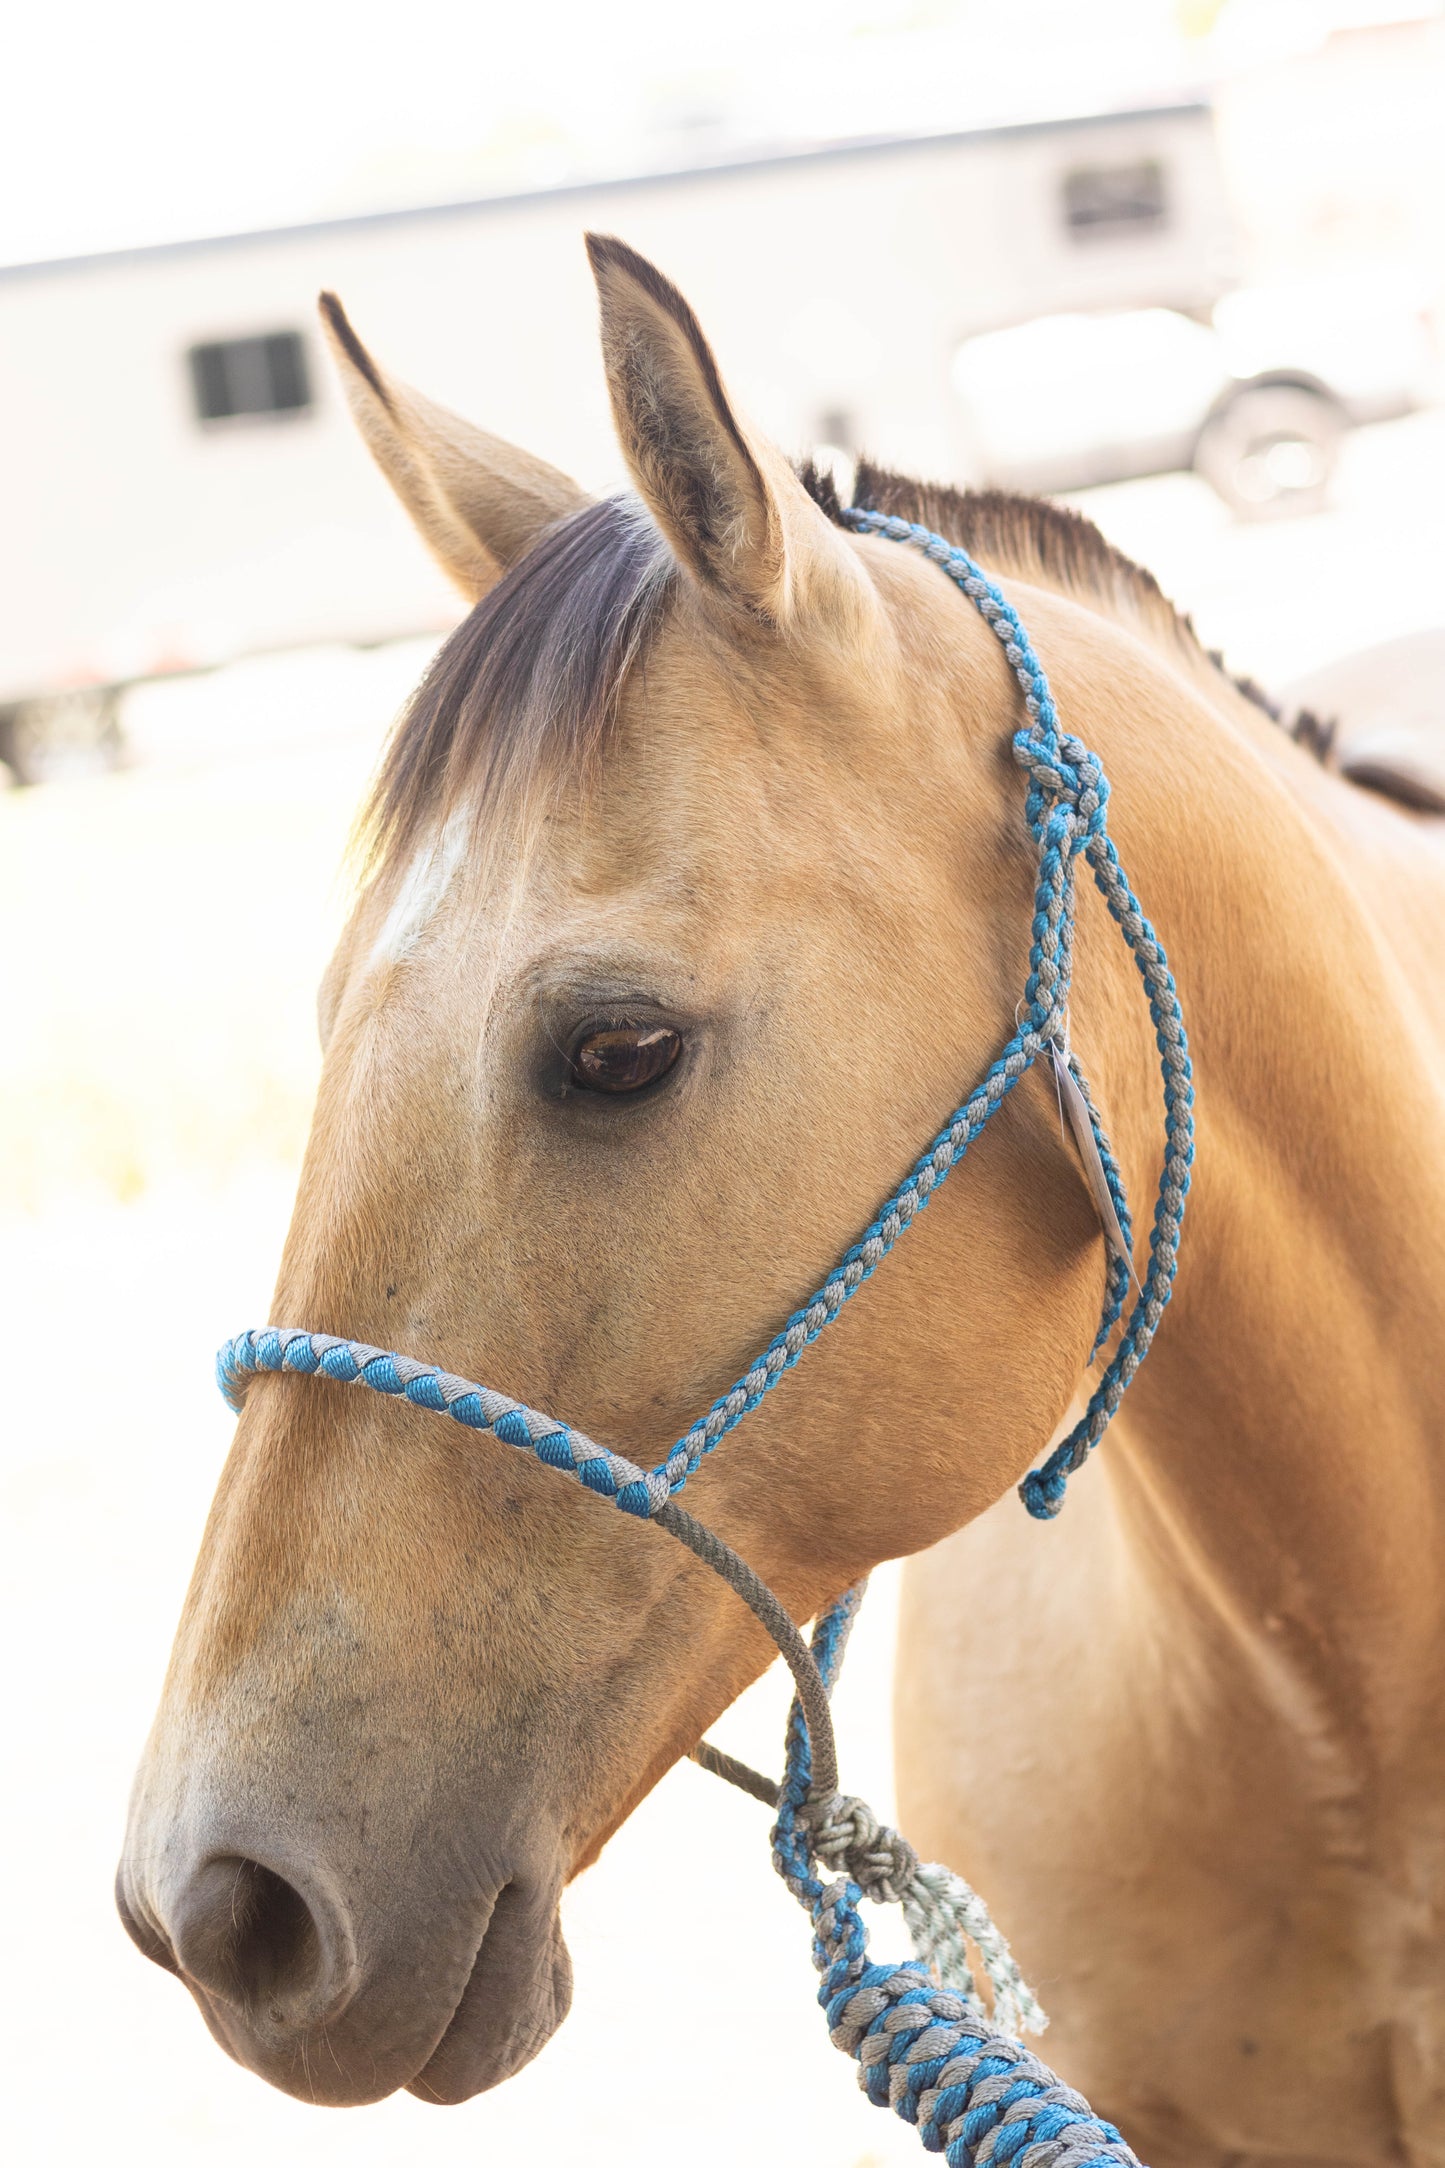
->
[802,458,1342,772]
[363,494,676,863]
[365,459,1385,868]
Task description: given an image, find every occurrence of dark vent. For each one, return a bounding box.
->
[1062,159,1169,239]
[188,332,312,423]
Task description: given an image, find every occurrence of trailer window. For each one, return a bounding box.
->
[1062,160,1168,240]
[188,332,312,423]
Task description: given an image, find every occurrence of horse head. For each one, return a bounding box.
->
[116,238,1110,2107]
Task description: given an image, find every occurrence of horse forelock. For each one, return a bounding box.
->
[361,493,678,871]
[361,454,1394,892]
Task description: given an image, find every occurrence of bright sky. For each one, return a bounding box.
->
[5,0,1438,267]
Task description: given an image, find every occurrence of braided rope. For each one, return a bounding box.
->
[773,1595,1139,2168]
[213,514,1194,2165]
[217,1327,675,1515]
[840,510,1194,1514]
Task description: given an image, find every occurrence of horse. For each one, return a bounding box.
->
[116,236,1445,2166]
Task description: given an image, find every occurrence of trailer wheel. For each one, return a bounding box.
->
[1193,383,1344,520]
[0,688,122,786]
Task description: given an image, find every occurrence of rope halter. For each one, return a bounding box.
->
[216,511,1194,2167]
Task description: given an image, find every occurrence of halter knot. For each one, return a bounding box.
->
[1012,726,1111,850]
[1018,1464,1070,1520]
[802,1791,920,1905]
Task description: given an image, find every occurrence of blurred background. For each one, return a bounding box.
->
[3,2,1443,2160]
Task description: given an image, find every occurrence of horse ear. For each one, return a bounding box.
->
[318,293,591,602]
[585,235,872,630]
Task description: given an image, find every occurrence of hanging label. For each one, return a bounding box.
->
[1049,1039,1142,1293]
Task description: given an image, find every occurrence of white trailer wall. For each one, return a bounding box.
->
[0,104,1232,705]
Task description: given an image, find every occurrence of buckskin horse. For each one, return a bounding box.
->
[117,237,1445,2166]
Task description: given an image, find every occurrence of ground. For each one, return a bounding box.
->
[3,410,1443,2166]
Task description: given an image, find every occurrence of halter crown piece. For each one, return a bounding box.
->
[218,511,1194,2168]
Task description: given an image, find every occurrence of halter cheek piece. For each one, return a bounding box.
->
[218,513,1193,2168]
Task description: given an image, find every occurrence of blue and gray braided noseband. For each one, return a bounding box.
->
[217,513,1194,2168]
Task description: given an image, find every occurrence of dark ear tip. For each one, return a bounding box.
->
[585,232,685,311]
[584,231,634,276]
[316,291,390,409]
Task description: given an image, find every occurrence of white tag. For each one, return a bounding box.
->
[1049,1039,1142,1294]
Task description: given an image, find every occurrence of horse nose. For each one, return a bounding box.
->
[133,1851,360,2033]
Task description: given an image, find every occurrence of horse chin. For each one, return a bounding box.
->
[408,1892,574,2105]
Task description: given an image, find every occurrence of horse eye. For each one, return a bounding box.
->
[571,1024,682,1095]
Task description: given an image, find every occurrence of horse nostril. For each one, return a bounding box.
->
[168,1854,352,2027]
[225,1860,320,2009]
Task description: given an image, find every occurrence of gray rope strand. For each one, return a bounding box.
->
[652,1500,840,1802]
[664,1526,1044,2035]
[902,1859,1046,2038]
[690,1737,779,1807]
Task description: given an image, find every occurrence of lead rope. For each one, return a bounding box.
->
[217,513,1195,2166]
[769,1589,1139,2168]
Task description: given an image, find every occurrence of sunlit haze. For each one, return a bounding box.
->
[7,0,1439,267]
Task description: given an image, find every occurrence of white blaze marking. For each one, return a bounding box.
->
[369,809,471,967]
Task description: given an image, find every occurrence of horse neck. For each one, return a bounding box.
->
[1065,636,1445,1742]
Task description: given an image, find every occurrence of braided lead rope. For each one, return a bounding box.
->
[681,1745,1066,2014]
[773,1596,1139,2168]
[781,1593,1043,2039]
[672,1576,1038,2031]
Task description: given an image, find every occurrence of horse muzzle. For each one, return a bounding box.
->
[115,1794,571,2105]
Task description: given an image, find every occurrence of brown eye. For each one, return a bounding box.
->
[571,1024,682,1094]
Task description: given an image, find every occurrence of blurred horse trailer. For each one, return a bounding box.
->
[0,101,1233,781]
